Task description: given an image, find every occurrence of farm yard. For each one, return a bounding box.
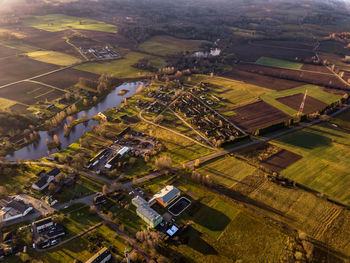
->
[23,14,118,33]
[139,35,206,56]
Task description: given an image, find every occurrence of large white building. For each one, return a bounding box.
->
[149,185,180,207]
[0,197,33,222]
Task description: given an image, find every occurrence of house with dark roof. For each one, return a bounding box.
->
[86,247,111,263]
[0,197,33,223]
[32,168,61,191]
[149,185,180,207]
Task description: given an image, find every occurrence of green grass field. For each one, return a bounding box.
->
[26,51,82,66]
[203,76,270,110]
[256,56,303,70]
[197,155,257,188]
[260,84,341,116]
[75,52,161,78]
[24,14,117,33]
[272,122,350,205]
[139,35,206,56]
[142,176,292,262]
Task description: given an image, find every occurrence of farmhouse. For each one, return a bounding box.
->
[132,196,163,228]
[149,185,180,207]
[32,168,61,191]
[0,197,33,222]
[86,247,112,263]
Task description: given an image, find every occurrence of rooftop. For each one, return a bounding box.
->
[137,204,162,223]
[153,185,180,205]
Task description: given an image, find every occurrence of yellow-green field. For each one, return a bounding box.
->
[139,35,206,56]
[260,84,340,116]
[26,51,82,66]
[24,14,117,33]
[272,121,350,206]
[0,97,16,110]
[0,40,40,52]
[256,56,303,70]
[75,52,161,78]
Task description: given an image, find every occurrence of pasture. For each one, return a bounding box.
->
[26,51,82,66]
[139,35,205,56]
[24,14,117,33]
[260,85,341,116]
[272,122,350,206]
[75,52,160,79]
[256,56,303,70]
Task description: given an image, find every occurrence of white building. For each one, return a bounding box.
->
[0,197,33,222]
[149,185,180,207]
[32,168,61,191]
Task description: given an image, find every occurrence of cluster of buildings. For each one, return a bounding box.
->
[0,196,33,223]
[132,185,181,228]
[32,217,65,249]
[172,93,242,144]
[80,46,119,61]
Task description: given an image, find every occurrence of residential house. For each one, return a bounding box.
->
[32,168,61,191]
[0,197,33,223]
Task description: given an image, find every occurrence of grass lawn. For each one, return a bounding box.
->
[24,14,117,33]
[256,56,303,70]
[75,52,160,78]
[0,97,16,110]
[197,155,257,188]
[54,175,104,202]
[272,122,350,206]
[139,35,206,56]
[26,51,82,66]
[203,76,270,109]
[260,84,341,116]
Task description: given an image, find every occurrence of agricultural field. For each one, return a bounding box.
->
[222,68,302,90]
[260,85,341,116]
[0,81,66,105]
[0,44,22,58]
[197,155,257,188]
[33,68,100,90]
[0,56,58,86]
[139,35,206,56]
[229,100,290,133]
[271,121,350,206]
[256,56,303,70]
[26,51,82,66]
[23,14,117,33]
[75,52,162,79]
[141,175,295,263]
[202,76,271,108]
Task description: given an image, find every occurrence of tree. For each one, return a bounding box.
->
[0,186,8,199]
[102,184,109,195]
[194,159,200,167]
[48,182,55,192]
[155,156,172,170]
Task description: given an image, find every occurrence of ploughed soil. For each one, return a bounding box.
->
[8,104,30,114]
[237,63,350,90]
[222,68,303,90]
[301,64,332,73]
[0,81,65,105]
[261,149,302,172]
[0,45,21,58]
[229,43,315,62]
[229,100,290,133]
[33,68,100,90]
[276,93,327,114]
[252,40,314,50]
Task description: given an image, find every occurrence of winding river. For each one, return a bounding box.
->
[6,82,143,161]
